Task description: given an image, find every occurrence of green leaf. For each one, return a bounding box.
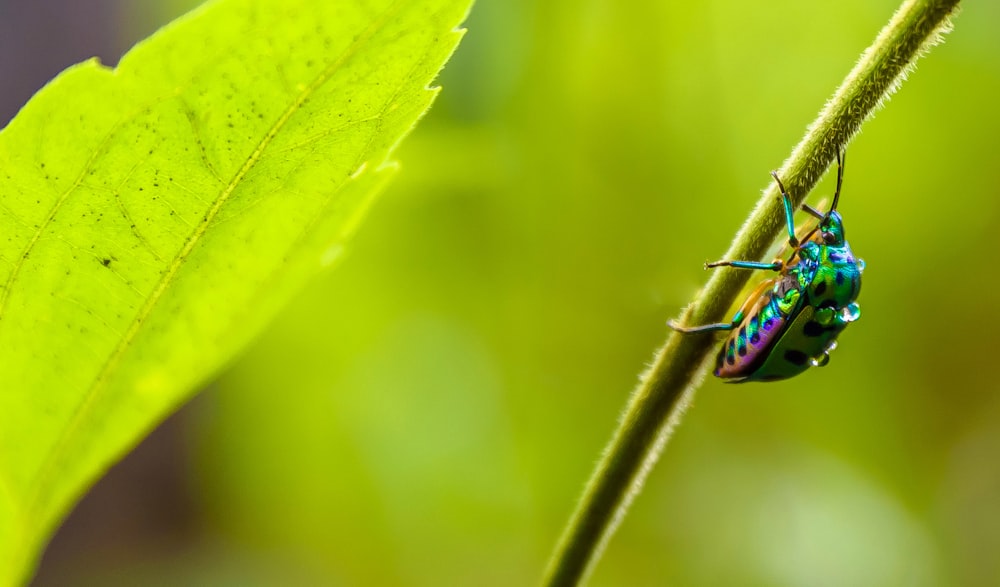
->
[0,0,470,582]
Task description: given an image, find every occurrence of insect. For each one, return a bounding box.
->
[669,151,863,382]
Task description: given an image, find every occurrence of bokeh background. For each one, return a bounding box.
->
[5,0,999,585]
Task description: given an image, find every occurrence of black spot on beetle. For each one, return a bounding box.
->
[750,332,760,344]
[835,271,845,285]
[784,349,809,366]
[814,281,827,296]
[803,321,825,337]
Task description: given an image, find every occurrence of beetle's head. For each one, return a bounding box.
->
[818,210,845,246]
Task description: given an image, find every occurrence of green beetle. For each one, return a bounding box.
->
[671,151,863,382]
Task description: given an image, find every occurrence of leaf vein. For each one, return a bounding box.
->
[0,94,179,324]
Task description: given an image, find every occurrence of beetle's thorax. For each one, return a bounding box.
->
[799,237,862,309]
[819,210,846,246]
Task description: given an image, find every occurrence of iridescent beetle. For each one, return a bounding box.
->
[670,151,863,382]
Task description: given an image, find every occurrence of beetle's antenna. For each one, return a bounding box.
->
[829,149,845,213]
[800,203,825,220]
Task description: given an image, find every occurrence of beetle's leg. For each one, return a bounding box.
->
[706,259,783,271]
[770,170,799,247]
[669,278,775,334]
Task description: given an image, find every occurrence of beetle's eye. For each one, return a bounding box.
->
[822,231,836,244]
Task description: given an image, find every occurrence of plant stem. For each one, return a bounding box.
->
[541,0,960,585]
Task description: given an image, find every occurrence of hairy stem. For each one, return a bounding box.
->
[542,0,960,585]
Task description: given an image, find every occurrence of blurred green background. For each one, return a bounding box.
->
[11,0,1000,585]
